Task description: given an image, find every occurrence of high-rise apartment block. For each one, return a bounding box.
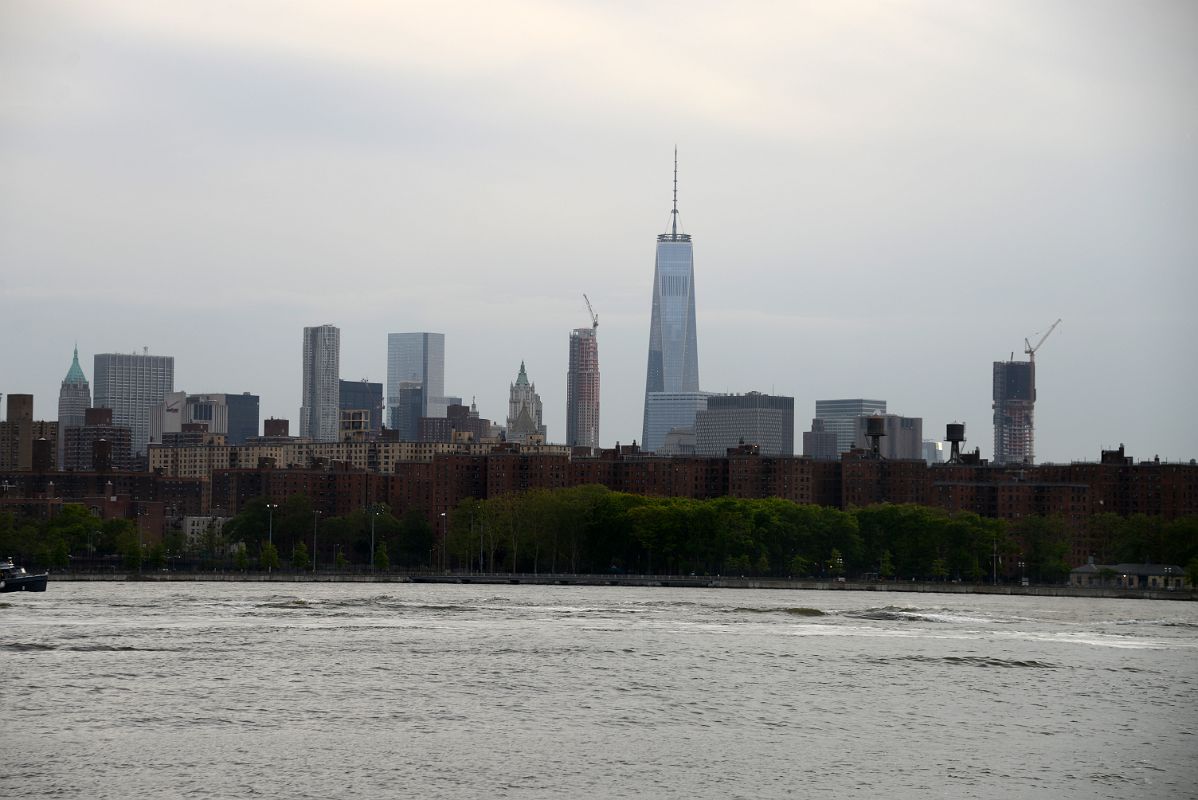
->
[0,394,36,470]
[993,360,1035,464]
[643,153,702,448]
[63,407,135,471]
[566,326,600,449]
[387,332,447,426]
[301,325,340,442]
[57,345,91,468]
[807,399,887,456]
[694,392,794,457]
[93,350,174,455]
[507,362,546,444]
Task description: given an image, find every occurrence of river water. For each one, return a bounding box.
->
[2,582,1196,799]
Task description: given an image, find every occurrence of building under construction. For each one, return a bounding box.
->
[566,296,601,450]
[992,319,1060,465]
[992,360,1036,464]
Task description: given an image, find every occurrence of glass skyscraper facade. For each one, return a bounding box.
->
[643,391,711,454]
[387,332,445,427]
[642,155,701,448]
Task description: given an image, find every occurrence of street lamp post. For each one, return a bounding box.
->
[266,503,278,573]
[370,503,380,572]
[312,510,322,573]
[439,512,447,572]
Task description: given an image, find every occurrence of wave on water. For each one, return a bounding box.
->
[839,606,996,625]
[727,606,827,617]
[1,642,188,653]
[1113,619,1198,629]
[866,654,1059,669]
[842,606,948,623]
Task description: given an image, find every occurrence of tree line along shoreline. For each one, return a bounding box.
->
[3,485,1196,586]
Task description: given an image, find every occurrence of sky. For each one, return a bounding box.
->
[2,1,1196,462]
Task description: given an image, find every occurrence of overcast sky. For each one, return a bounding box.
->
[2,1,1195,462]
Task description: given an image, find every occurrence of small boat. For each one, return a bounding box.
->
[0,557,48,592]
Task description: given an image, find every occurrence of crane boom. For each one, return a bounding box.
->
[583,293,598,330]
[1024,318,1062,361]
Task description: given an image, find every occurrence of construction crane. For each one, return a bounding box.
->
[583,293,598,330]
[1024,318,1062,362]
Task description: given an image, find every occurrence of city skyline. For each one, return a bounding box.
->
[2,3,1195,462]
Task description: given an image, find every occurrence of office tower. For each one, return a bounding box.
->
[339,379,384,438]
[851,414,923,459]
[923,440,945,464]
[566,325,600,449]
[223,393,260,444]
[993,360,1035,464]
[93,350,175,455]
[57,345,91,468]
[149,392,260,446]
[643,391,711,453]
[387,332,446,425]
[301,325,340,442]
[802,419,839,460]
[694,392,794,456]
[395,381,424,440]
[506,361,546,444]
[643,151,701,446]
[811,398,887,455]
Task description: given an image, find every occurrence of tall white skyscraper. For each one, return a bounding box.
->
[386,332,446,426]
[301,325,340,442]
[93,349,174,455]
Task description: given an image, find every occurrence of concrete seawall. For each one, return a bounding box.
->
[49,571,1196,601]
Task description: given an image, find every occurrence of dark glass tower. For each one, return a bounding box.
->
[642,152,700,447]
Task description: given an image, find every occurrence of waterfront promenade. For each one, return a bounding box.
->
[46,570,1196,600]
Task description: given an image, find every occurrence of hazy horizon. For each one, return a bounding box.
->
[3,1,1195,462]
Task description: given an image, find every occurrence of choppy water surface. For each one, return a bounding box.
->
[3,583,1196,799]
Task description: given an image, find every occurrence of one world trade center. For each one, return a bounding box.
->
[642,151,704,451]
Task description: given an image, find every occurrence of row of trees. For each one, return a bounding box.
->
[444,488,1198,583]
[0,504,149,570]
[3,488,1196,583]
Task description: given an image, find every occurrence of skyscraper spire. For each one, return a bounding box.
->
[671,146,679,238]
